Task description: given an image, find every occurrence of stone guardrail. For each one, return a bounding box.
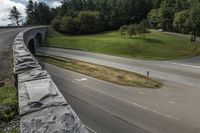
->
[13,26,88,133]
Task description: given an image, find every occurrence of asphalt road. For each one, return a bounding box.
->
[38,47,200,132]
[0,28,26,79]
[38,47,200,88]
[42,63,200,133]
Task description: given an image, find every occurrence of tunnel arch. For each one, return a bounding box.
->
[35,32,43,47]
[28,39,36,54]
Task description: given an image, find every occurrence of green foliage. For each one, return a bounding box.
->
[148,0,200,42]
[8,6,22,25]
[148,9,161,29]
[78,11,102,33]
[25,0,55,25]
[127,24,137,38]
[60,16,80,34]
[173,10,190,33]
[53,11,102,34]
[119,19,149,38]
[53,0,153,33]
[51,19,61,31]
[188,2,200,41]
[0,86,18,122]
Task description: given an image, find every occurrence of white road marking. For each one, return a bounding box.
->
[167,62,200,69]
[75,78,87,82]
[0,29,19,34]
[85,125,97,133]
[50,72,180,121]
[138,92,145,95]
[169,101,176,105]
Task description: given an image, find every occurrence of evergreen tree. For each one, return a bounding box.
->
[8,6,22,25]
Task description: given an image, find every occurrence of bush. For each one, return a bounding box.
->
[78,11,102,33]
[51,19,61,31]
[59,16,80,34]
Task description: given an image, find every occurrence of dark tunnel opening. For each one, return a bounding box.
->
[35,33,43,47]
[28,39,36,54]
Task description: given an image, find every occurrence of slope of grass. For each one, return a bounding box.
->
[45,27,200,60]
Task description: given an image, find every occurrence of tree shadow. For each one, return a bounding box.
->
[143,38,164,44]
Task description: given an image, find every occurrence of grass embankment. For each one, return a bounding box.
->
[0,86,19,133]
[45,27,200,60]
[37,55,163,88]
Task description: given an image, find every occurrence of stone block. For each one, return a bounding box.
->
[18,78,67,115]
[20,105,88,133]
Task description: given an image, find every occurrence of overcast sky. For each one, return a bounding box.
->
[0,0,61,26]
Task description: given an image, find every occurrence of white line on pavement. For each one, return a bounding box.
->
[167,62,200,69]
[85,125,97,133]
[50,71,180,121]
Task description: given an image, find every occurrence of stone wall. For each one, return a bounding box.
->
[13,27,88,133]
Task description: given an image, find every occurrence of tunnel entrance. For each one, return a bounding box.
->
[35,33,43,47]
[28,39,36,54]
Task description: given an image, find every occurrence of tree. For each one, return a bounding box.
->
[8,6,22,25]
[60,16,80,34]
[173,10,190,33]
[119,25,128,37]
[51,18,61,31]
[159,0,176,31]
[127,24,137,38]
[188,2,200,42]
[26,0,36,24]
[148,9,162,29]
[37,2,51,25]
[78,11,102,33]
[136,19,149,38]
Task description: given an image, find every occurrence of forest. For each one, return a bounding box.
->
[9,0,200,41]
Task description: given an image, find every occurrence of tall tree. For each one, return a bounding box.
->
[8,6,22,25]
[189,2,200,42]
[37,2,51,25]
[26,0,36,24]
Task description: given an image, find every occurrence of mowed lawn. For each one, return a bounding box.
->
[46,27,200,60]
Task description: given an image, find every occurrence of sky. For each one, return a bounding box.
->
[0,0,61,26]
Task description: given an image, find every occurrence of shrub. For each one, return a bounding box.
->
[78,11,102,33]
[51,19,61,31]
[59,16,80,34]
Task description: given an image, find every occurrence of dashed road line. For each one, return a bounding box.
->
[167,62,200,69]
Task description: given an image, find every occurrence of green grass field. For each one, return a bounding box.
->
[46,27,200,60]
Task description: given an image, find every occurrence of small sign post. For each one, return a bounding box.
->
[147,71,150,84]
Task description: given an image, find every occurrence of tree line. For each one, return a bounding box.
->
[52,0,153,34]
[148,0,200,41]
[8,0,200,41]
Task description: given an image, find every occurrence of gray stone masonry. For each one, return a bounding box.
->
[13,27,88,133]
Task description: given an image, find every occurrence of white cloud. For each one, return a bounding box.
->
[0,0,26,26]
[0,0,61,26]
[51,1,61,8]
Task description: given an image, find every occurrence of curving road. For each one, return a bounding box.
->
[0,27,27,79]
[38,47,200,133]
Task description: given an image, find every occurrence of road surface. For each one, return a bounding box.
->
[38,47,200,133]
[0,28,27,80]
[41,63,200,133]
